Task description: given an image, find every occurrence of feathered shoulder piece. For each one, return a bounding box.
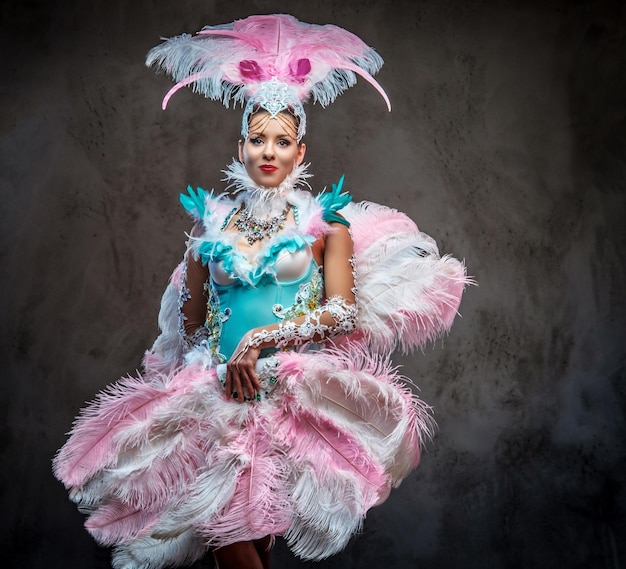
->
[146,14,390,140]
[316,175,352,227]
[179,187,235,228]
[179,186,208,220]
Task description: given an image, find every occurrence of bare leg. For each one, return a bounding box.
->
[253,536,272,569]
[213,539,271,569]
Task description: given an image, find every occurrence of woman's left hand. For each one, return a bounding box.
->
[225,335,262,403]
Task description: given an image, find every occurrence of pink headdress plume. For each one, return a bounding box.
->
[146,14,390,140]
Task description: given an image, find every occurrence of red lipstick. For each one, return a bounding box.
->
[260,165,278,173]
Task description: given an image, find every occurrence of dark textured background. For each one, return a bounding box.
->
[1,0,625,567]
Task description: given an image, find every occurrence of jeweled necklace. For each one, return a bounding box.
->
[234,205,290,245]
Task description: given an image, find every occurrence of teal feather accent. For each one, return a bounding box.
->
[317,175,352,226]
[180,186,208,219]
[196,233,315,287]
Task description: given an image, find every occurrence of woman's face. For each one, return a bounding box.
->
[238,111,306,188]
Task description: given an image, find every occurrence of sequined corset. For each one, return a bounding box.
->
[206,245,324,361]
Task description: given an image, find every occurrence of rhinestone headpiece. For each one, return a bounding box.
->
[241,79,307,141]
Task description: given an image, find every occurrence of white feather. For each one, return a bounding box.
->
[111,529,206,569]
[284,468,367,560]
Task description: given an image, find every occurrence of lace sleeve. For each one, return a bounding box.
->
[179,230,211,350]
[245,291,358,349]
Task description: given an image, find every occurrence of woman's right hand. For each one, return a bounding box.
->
[225,335,262,403]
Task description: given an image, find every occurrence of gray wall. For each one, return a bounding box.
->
[2,0,625,567]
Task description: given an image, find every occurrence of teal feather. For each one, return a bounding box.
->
[317,175,352,226]
[180,186,208,219]
[196,234,315,286]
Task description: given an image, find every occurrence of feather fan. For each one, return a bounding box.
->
[341,201,473,353]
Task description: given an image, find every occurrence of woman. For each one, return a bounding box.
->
[184,106,356,569]
[54,14,469,569]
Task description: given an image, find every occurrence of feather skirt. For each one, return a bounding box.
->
[53,345,434,568]
[53,200,469,568]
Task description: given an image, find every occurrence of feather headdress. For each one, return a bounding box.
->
[146,14,390,140]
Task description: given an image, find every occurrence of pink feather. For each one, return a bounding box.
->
[344,201,419,255]
[169,261,184,290]
[298,205,328,238]
[276,347,431,478]
[54,377,175,488]
[204,429,291,545]
[105,428,211,510]
[142,350,165,371]
[239,60,267,81]
[85,499,159,546]
[53,365,205,489]
[196,28,266,50]
[276,405,388,500]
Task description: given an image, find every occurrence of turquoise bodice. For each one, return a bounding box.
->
[179,162,352,362]
[210,255,323,359]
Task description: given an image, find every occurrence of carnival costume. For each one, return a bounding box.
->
[53,15,470,569]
